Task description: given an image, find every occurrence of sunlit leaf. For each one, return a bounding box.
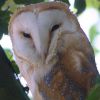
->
[86,0,100,10]
[4,49,19,74]
[4,49,13,60]
[1,0,17,12]
[93,47,100,54]
[89,25,99,43]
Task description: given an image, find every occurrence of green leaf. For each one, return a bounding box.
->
[0,33,3,40]
[4,49,20,74]
[0,0,10,39]
[86,0,100,10]
[4,49,13,61]
[86,84,100,100]
[60,0,70,5]
[11,61,20,74]
[93,47,100,54]
[32,0,45,3]
[0,10,10,36]
[96,75,100,84]
[0,0,6,7]
[0,0,25,39]
[74,0,86,15]
[2,0,18,12]
[89,25,99,43]
[44,0,49,2]
[14,0,44,4]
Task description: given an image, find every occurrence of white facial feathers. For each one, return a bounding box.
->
[11,9,77,64]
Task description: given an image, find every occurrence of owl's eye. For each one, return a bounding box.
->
[51,24,61,32]
[23,32,31,38]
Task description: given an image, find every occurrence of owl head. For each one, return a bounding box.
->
[8,1,81,66]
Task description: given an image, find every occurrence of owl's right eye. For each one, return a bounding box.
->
[22,32,31,38]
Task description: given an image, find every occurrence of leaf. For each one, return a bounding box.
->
[1,0,18,12]
[0,0,9,39]
[11,61,20,74]
[0,33,3,40]
[86,0,100,10]
[44,0,49,2]
[0,0,20,39]
[86,84,100,100]
[14,0,44,4]
[0,0,6,7]
[86,76,100,100]
[96,75,100,84]
[93,47,100,54]
[74,0,86,15]
[4,49,19,74]
[0,10,10,36]
[4,49,13,60]
[56,0,70,5]
[89,25,99,43]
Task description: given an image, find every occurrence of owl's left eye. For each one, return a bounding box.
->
[51,24,61,32]
[22,32,31,38]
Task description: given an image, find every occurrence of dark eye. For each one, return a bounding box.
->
[23,32,31,38]
[51,24,61,32]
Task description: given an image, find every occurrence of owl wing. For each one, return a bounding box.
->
[38,30,99,100]
[60,30,99,92]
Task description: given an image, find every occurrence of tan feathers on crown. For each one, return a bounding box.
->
[8,1,79,34]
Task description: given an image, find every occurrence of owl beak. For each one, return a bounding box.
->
[31,24,49,62]
[34,51,47,64]
[31,32,48,62]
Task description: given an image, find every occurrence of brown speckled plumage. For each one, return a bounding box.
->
[39,52,98,100]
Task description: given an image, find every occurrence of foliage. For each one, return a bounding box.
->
[74,0,86,15]
[86,0,100,10]
[59,0,70,5]
[0,46,30,100]
[87,84,100,100]
[86,76,100,100]
[4,49,20,74]
[89,25,99,43]
[89,25,100,54]
[14,0,44,4]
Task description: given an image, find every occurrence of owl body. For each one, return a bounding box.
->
[9,2,98,100]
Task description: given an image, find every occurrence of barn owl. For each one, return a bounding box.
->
[8,1,99,100]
